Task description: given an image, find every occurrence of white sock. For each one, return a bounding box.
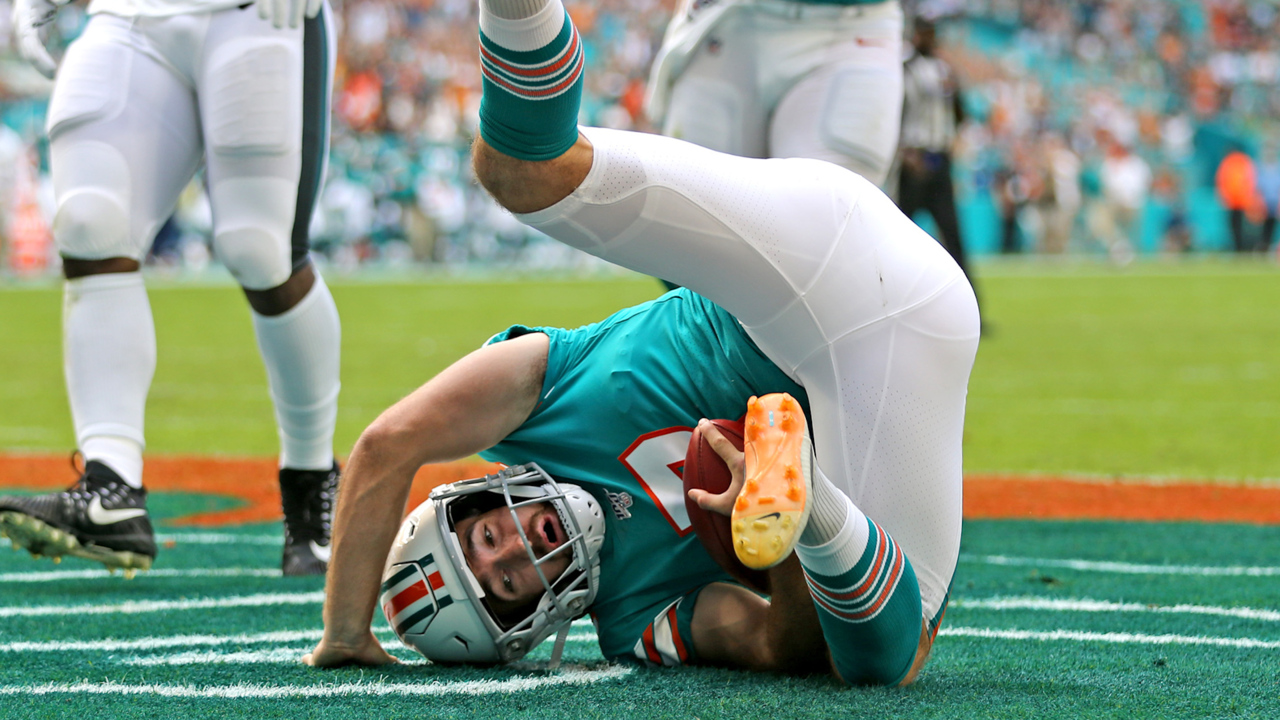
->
[795,461,870,575]
[480,0,561,47]
[64,273,155,489]
[797,496,870,578]
[81,436,144,488]
[800,461,851,546]
[252,273,340,471]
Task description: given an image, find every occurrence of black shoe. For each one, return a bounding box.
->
[0,460,156,574]
[279,463,339,577]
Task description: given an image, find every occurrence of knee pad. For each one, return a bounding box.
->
[210,176,296,290]
[50,141,136,259]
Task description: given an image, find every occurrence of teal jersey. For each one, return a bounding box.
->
[480,289,808,666]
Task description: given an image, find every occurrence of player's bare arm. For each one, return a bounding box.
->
[305,333,550,667]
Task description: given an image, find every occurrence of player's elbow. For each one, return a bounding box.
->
[352,416,419,474]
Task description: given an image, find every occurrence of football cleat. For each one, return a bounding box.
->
[279,463,339,577]
[0,460,156,572]
[732,392,812,570]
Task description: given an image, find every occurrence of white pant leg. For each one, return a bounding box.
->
[47,14,203,260]
[660,1,902,186]
[519,127,979,620]
[767,2,903,187]
[198,4,334,290]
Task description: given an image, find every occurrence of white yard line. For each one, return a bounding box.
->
[952,596,1280,622]
[1,628,402,654]
[157,534,280,545]
[0,666,634,698]
[940,626,1280,649]
[0,568,281,583]
[961,554,1280,577]
[124,633,601,665]
[0,591,323,618]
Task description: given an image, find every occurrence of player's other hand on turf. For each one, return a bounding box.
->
[256,0,322,30]
[304,630,399,668]
[12,0,70,79]
[687,419,745,518]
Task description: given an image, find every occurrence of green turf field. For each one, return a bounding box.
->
[2,260,1279,718]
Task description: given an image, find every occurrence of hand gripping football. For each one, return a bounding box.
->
[683,419,770,595]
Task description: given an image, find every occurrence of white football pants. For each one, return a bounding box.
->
[519,127,980,622]
[648,0,903,187]
[47,5,334,289]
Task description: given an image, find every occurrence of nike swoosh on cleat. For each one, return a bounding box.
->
[760,512,782,521]
[87,496,147,525]
[309,540,332,563]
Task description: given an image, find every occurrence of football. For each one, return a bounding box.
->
[683,418,770,595]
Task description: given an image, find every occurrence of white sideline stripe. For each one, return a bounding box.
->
[962,554,1280,577]
[0,568,281,583]
[941,626,1280,649]
[0,666,633,698]
[157,534,280,546]
[125,633,602,665]
[953,596,1280,622]
[0,591,323,618]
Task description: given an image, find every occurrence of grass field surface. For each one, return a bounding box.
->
[1,259,1278,717]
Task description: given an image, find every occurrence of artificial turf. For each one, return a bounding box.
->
[1,259,1278,718]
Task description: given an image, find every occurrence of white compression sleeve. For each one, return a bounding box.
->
[63,272,155,489]
[251,273,341,471]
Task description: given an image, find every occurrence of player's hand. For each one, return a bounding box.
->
[11,0,68,79]
[687,419,745,518]
[256,0,322,30]
[303,631,399,668]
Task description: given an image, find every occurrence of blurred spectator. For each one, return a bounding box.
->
[1041,132,1081,253]
[1092,136,1150,264]
[1152,165,1191,253]
[898,18,976,291]
[1215,147,1257,252]
[1256,144,1280,253]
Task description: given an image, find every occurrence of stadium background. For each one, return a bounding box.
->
[2,1,1280,717]
[1,0,1279,271]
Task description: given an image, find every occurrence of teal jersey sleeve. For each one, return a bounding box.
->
[481,289,808,666]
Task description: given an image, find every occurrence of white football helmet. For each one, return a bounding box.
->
[379,463,605,664]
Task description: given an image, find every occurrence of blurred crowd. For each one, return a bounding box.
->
[945,0,1280,256]
[1,0,1279,275]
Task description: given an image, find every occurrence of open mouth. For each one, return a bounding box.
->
[538,512,564,550]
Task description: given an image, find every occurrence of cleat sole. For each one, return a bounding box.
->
[731,392,812,569]
[0,512,153,573]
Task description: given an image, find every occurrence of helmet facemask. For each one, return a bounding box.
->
[382,463,605,665]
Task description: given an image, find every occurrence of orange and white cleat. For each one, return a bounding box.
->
[732,392,811,569]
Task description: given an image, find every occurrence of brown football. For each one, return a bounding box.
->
[683,418,770,595]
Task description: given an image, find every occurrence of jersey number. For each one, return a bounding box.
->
[617,427,693,537]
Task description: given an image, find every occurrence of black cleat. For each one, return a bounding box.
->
[0,461,156,574]
[279,463,339,577]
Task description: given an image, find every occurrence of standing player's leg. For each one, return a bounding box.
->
[199,5,341,576]
[0,15,204,572]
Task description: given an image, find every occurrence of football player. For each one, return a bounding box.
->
[304,0,978,685]
[0,0,340,575]
[646,0,904,189]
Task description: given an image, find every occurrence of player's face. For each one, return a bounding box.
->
[454,501,571,618]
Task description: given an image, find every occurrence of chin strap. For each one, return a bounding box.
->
[547,624,570,670]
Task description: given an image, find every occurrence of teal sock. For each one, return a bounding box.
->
[478,0,584,161]
[798,515,922,686]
